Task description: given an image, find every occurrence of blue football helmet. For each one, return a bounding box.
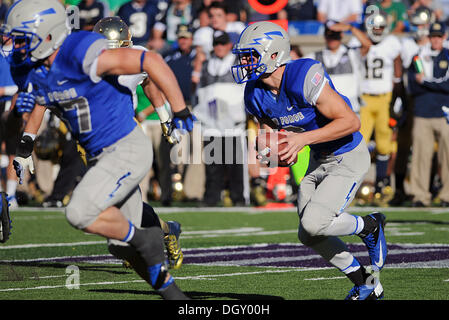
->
[231,21,291,84]
[0,0,71,67]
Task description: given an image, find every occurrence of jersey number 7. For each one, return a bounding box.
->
[60,97,92,134]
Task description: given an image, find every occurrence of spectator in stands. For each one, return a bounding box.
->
[0,0,8,24]
[375,0,408,34]
[407,22,449,207]
[149,0,197,55]
[164,24,196,106]
[191,1,245,85]
[193,30,248,207]
[78,0,109,31]
[117,0,161,47]
[317,0,363,24]
[290,44,304,60]
[305,21,371,116]
[277,0,316,21]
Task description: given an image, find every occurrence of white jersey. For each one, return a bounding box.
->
[118,45,148,109]
[360,35,402,95]
[401,36,422,70]
[304,45,363,113]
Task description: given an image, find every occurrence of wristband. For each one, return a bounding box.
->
[16,135,35,158]
[173,107,192,119]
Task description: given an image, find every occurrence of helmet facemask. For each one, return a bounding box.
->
[0,26,42,66]
[231,47,267,84]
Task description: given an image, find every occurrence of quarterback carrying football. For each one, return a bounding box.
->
[232,21,387,300]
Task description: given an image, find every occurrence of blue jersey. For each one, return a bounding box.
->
[117,0,160,46]
[244,58,362,156]
[29,31,137,157]
[0,54,17,101]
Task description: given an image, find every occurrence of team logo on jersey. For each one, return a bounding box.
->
[278,111,304,126]
[311,72,322,86]
[439,60,448,69]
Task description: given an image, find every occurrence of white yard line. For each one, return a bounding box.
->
[304,276,346,281]
[0,241,105,250]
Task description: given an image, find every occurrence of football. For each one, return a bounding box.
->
[255,131,295,167]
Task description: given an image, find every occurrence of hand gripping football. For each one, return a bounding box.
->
[255,131,296,167]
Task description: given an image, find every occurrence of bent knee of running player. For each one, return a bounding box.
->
[300,201,337,237]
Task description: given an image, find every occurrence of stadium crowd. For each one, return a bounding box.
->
[1,0,449,209]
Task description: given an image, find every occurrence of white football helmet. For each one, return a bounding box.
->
[231,21,291,84]
[0,0,71,66]
[365,10,389,43]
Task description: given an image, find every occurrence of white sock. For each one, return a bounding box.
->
[323,212,364,236]
[6,180,17,198]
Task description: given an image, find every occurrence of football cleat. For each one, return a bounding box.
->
[0,192,12,243]
[345,280,384,300]
[164,221,183,270]
[359,212,387,271]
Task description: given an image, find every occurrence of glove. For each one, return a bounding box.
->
[13,156,35,185]
[172,107,197,133]
[160,121,181,144]
[13,135,35,184]
[15,91,36,114]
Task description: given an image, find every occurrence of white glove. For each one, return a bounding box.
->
[13,156,35,185]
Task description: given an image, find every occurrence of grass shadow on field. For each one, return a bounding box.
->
[387,219,449,225]
[89,288,285,300]
[0,261,131,279]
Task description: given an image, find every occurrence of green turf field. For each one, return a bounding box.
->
[1,206,449,302]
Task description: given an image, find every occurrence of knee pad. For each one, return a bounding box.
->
[300,202,332,237]
[65,204,86,230]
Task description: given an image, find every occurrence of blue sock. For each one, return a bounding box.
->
[148,262,174,290]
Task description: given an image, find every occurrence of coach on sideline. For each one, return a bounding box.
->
[408,21,449,208]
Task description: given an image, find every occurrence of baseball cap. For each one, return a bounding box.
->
[213,30,230,46]
[429,22,446,37]
[177,24,193,38]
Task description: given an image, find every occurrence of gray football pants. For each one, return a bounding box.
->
[297,139,371,270]
[65,125,152,233]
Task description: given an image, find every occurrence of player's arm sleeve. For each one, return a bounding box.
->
[82,38,108,83]
[303,63,328,105]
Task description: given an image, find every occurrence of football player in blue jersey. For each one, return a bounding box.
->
[232,21,388,300]
[1,0,195,299]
